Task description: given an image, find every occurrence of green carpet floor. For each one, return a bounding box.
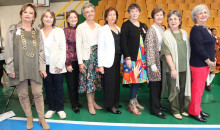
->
[0,74,220,125]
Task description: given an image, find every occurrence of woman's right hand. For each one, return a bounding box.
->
[67,65,73,72]
[152,69,159,77]
[171,69,177,79]
[98,67,104,74]
[8,73,15,78]
[79,64,87,74]
[126,59,132,69]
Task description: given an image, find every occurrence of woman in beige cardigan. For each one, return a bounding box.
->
[76,3,102,115]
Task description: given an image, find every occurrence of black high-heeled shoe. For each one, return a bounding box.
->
[107,108,121,114]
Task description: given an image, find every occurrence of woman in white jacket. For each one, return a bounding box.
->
[98,7,122,114]
[76,3,102,115]
[40,9,67,119]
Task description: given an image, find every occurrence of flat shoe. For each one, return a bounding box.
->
[173,114,182,119]
[181,112,189,117]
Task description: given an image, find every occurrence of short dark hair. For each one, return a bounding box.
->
[19,3,37,25]
[210,28,216,32]
[162,25,166,30]
[104,7,118,25]
[127,3,141,13]
[66,10,79,27]
[151,7,165,19]
[40,9,56,29]
[167,10,182,29]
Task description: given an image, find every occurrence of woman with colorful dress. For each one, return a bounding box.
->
[121,3,148,116]
[76,3,102,115]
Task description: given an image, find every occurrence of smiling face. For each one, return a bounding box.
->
[195,8,209,24]
[106,10,117,25]
[129,8,140,21]
[168,14,180,31]
[83,6,95,21]
[154,11,164,25]
[67,12,78,27]
[42,11,54,27]
[21,6,35,23]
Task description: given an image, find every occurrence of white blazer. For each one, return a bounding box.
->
[41,27,67,74]
[76,21,101,64]
[98,24,120,68]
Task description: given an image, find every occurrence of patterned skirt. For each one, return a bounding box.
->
[78,45,102,94]
[122,35,148,84]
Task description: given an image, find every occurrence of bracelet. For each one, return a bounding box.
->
[125,57,131,60]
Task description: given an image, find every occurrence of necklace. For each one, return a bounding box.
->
[20,29,37,57]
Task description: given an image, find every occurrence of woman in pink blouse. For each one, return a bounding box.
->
[64,10,82,114]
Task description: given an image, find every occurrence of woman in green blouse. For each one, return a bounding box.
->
[160,10,191,120]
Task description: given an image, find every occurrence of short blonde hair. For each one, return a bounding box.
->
[81,3,95,14]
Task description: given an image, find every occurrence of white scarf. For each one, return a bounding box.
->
[163,29,191,98]
[152,23,164,51]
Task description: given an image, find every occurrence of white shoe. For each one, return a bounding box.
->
[181,112,189,117]
[57,111,66,119]
[173,114,182,119]
[45,110,55,118]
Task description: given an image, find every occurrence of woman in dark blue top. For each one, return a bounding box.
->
[188,5,216,122]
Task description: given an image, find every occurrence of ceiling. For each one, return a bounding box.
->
[0,0,79,6]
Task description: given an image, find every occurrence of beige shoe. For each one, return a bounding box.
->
[128,99,141,116]
[181,112,189,117]
[39,118,50,130]
[134,96,145,110]
[26,116,33,129]
[57,111,66,119]
[173,114,182,119]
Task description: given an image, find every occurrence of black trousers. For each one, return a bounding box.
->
[43,65,64,111]
[149,81,162,114]
[103,54,121,108]
[65,61,80,109]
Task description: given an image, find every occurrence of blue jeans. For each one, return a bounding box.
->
[130,83,140,100]
[43,65,64,111]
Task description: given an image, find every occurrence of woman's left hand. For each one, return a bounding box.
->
[40,71,47,78]
[171,69,177,79]
[55,67,62,74]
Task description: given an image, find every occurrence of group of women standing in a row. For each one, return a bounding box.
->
[4,2,215,130]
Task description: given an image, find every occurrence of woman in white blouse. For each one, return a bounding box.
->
[76,3,102,115]
[40,9,67,119]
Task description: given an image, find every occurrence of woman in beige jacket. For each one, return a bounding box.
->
[76,3,102,115]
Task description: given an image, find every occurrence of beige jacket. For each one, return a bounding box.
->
[76,21,101,64]
[5,23,46,74]
[41,27,67,74]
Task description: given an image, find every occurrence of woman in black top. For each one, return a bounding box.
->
[188,5,215,122]
[121,3,148,116]
[98,7,122,114]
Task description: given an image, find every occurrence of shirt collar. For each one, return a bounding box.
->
[17,22,37,31]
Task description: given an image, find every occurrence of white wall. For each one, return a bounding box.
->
[0,0,89,47]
